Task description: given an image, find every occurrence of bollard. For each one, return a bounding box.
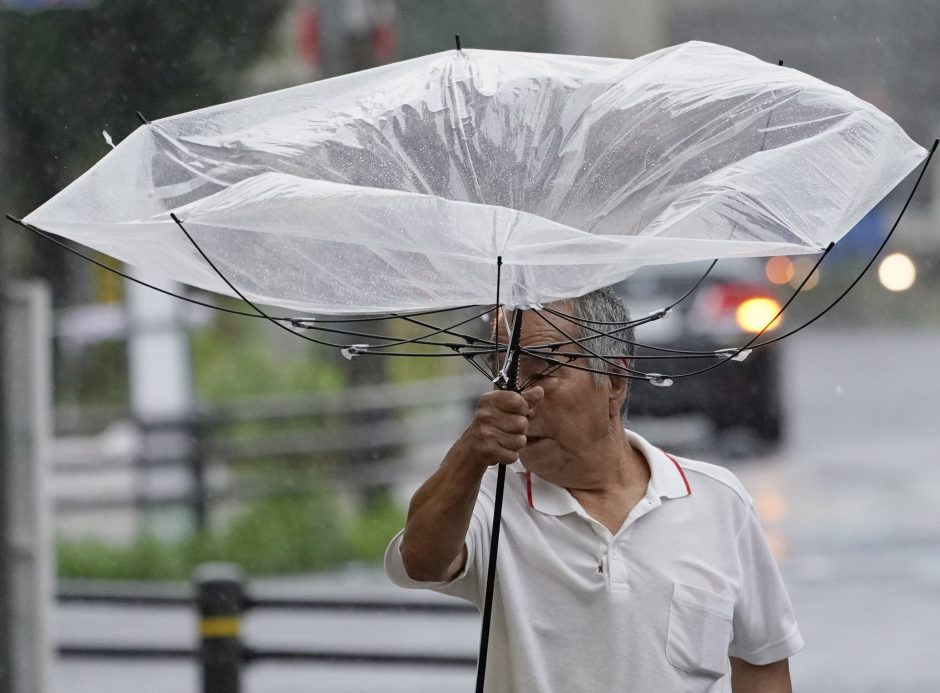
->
[195,563,244,693]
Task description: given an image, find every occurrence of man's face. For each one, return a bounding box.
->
[499,309,623,488]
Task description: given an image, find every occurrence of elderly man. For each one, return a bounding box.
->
[385,287,802,692]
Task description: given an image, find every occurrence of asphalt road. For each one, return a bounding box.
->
[54,327,940,693]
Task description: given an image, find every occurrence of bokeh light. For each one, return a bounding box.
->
[790,257,821,290]
[878,252,917,291]
[765,256,795,284]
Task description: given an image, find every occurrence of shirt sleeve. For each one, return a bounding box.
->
[728,502,804,664]
[383,500,490,607]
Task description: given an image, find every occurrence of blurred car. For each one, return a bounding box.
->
[616,259,785,446]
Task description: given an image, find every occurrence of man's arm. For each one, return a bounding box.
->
[730,657,792,693]
[399,387,543,582]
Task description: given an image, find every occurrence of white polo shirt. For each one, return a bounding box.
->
[385,429,803,692]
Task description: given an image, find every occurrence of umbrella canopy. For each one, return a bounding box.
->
[23,41,925,314]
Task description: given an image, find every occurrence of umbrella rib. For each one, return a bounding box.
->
[13,216,467,351]
[6,216,491,332]
[539,238,828,358]
[289,305,480,324]
[6,216,283,320]
[544,257,718,327]
[290,305,495,350]
[543,259,718,356]
[11,219,508,357]
[168,213,363,349]
[644,241,835,381]
[528,309,645,377]
[658,136,936,378]
[524,348,721,361]
[749,137,939,350]
[525,229,822,370]
[517,354,572,391]
[389,312,497,348]
[522,350,649,381]
[541,306,733,357]
[168,215,515,359]
[347,348,498,358]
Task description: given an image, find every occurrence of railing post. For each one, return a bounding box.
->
[189,417,209,532]
[195,563,244,693]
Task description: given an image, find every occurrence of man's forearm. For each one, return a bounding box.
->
[400,440,488,581]
[730,657,792,693]
[400,387,539,582]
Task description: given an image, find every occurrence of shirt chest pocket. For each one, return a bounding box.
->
[666,582,735,679]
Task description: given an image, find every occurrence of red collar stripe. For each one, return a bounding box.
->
[664,452,692,495]
[525,470,534,508]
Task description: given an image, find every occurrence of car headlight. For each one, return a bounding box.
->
[735,297,783,333]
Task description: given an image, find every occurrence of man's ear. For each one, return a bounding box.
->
[607,359,629,419]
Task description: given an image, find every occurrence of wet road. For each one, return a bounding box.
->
[55,327,940,693]
[739,328,940,693]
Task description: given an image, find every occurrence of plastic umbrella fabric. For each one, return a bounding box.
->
[22,40,926,314]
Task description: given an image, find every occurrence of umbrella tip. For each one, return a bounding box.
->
[778,59,784,66]
[455,34,462,51]
[136,111,150,125]
[931,138,939,153]
[5,214,22,224]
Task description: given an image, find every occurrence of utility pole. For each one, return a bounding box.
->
[0,9,15,691]
[1,13,56,693]
[0,252,12,693]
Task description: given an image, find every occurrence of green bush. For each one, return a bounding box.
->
[347,493,407,563]
[56,486,406,580]
[191,310,345,402]
[58,533,186,581]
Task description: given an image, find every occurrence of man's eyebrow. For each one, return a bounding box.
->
[519,351,566,368]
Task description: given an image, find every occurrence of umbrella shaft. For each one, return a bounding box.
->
[475,309,524,691]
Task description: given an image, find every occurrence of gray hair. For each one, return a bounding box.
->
[553,286,635,420]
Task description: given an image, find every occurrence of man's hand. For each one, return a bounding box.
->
[448,387,544,468]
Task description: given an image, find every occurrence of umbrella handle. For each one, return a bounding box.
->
[475,309,524,692]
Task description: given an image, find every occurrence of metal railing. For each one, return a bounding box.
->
[57,563,477,693]
[51,373,484,532]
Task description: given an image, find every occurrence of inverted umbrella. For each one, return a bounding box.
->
[18,40,927,315]
[11,39,934,691]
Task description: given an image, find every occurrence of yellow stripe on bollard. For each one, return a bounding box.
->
[200,616,241,638]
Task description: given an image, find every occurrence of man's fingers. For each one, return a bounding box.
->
[480,389,529,415]
[475,404,528,435]
[522,385,544,409]
[479,431,526,465]
[493,430,528,453]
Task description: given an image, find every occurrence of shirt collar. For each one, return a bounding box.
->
[626,429,692,501]
[511,429,692,516]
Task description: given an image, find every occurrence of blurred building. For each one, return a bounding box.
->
[544,0,939,251]
[245,0,399,94]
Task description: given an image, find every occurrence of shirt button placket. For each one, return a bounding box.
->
[608,550,629,589]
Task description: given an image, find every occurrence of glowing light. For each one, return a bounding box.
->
[878,252,916,292]
[735,297,783,333]
[765,256,795,285]
[789,257,820,290]
[766,532,788,560]
[755,489,787,524]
